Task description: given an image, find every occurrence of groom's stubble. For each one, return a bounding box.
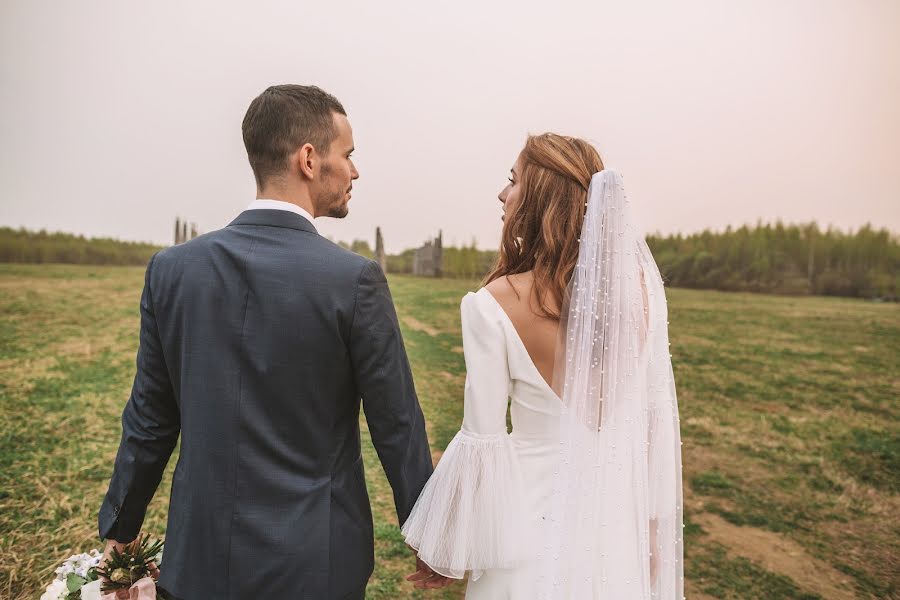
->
[318,160,350,219]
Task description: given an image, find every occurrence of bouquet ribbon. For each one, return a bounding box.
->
[100,576,156,600]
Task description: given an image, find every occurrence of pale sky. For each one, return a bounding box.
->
[1,0,898,253]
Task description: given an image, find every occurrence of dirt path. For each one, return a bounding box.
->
[693,512,857,599]
[402,316,440,336]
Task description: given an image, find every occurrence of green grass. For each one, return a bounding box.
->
[1,265,898,599]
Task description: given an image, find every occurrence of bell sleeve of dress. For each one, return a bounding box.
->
[401,291,528,580]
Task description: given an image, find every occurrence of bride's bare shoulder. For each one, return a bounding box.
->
[484,272,534,309]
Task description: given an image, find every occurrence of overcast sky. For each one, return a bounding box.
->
[1,0,898,253]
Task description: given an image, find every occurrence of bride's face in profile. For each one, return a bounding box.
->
[498,156,523,223]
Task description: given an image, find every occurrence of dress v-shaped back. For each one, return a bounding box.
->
[473,288,558,399]
[479,288,560,400]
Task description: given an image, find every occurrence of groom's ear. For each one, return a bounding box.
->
[293,143,317,180]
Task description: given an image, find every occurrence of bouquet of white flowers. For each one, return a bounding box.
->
[41,537,165,600]
[40,550,104,600]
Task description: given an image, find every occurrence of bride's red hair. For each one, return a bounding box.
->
[483,133,604,319]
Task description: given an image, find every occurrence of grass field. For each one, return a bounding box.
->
[0,264,897,599]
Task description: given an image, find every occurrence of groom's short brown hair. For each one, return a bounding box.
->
[242,84,346,188]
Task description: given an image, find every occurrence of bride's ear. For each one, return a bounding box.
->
[293,143,316,180]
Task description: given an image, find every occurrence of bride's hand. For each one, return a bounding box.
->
[406,552,455,589]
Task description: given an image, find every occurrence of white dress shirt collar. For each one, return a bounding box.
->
[246,199,316,229]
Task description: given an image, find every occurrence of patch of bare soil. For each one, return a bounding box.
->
[402,316,439,336]
[693,512,856,600]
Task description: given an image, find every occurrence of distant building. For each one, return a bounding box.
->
[412,231,443,278]
[174,217,199,244]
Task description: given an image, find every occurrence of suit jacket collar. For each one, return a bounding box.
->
[228,209,318,234]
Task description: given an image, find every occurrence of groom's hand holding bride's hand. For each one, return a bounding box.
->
[405,546,454,589]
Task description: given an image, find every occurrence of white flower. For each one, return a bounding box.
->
[54,563,72,578]
[56,550,103,579]
[80,579,103,600]
[40,579,67,600]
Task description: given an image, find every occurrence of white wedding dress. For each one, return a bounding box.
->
[402,170,684,599]
[403,287,562,598]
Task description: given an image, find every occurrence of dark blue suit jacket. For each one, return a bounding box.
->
[99,209,433,599]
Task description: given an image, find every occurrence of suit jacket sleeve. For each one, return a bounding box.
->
[349,260,433,526]
[98,253,181,541]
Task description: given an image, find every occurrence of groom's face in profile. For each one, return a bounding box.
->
[315,112,358,219]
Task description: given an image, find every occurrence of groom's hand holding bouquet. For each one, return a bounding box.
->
[41,534,165,600]
[97,534,164,600]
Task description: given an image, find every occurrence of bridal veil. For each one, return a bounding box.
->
[539,170,684,599]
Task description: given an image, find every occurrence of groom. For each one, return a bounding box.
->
[98,85,436,599]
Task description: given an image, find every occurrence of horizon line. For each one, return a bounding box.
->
[2,218,897,251]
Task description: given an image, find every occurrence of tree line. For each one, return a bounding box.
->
[0,227,163,266]
[2,223,896,300]
[355,222,897,300]
[645,222,898,300]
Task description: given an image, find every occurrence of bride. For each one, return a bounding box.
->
[402,133,684,599]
